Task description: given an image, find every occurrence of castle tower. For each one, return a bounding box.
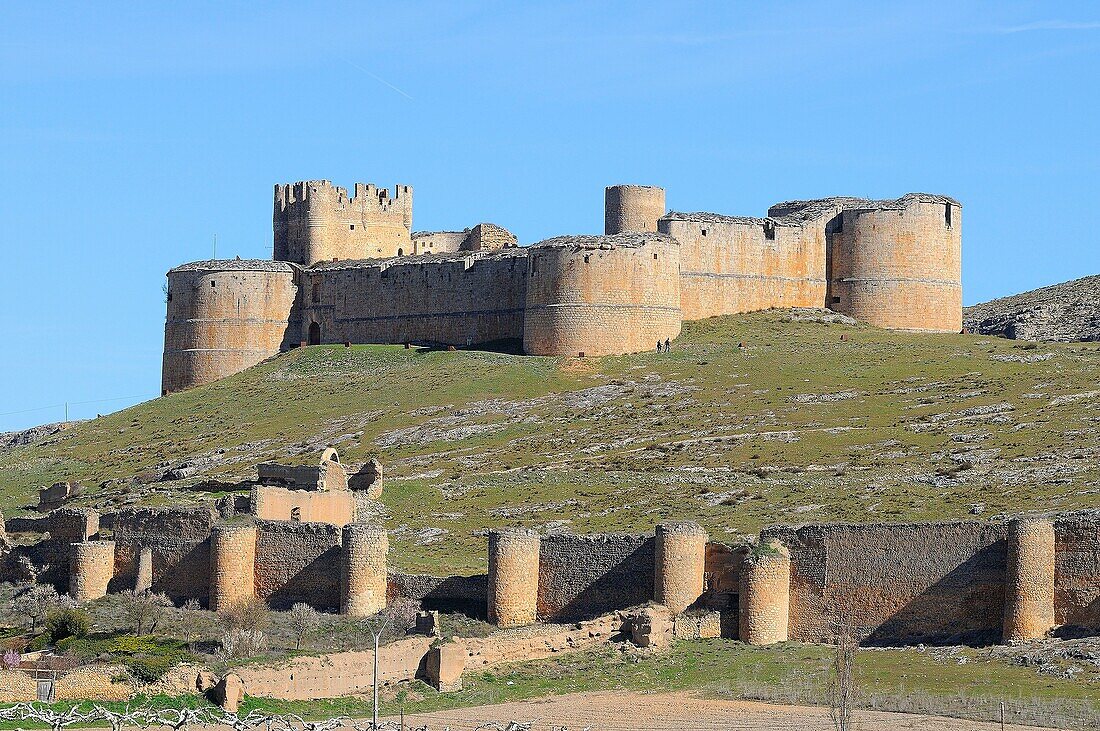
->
[523,233,682,357]
[739,540,791,645]
[274,180,413,266]
[487,528,540,627]
[69,541,115,602]
[827,194,962,332]
[210,523,257,611]
[342,522,388,617]
[653,521,708,614]
[162,261,299,394]
[1003,519,1056,642]
[605,185,666,234]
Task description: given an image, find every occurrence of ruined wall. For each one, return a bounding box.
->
[162,261,298,394]
[1003,519,1056,641]
[523,234,682,356]
[660,213,828,321]
[302,250,528,348]
[410,231,467,256]
[605,185,665,234]
[763,521,1008,645]
[253,520,341,610]
[827,195,962,332]
[389,571,488,617]
[537,533,654,621]
[1054,512,1100,633]
[274,181,413,266]
[256,461,347,491]
[110,507,216,602]
[251,486,356,527]
[210,524,257,611]
[739,541,791,645]
[465,223,517,251]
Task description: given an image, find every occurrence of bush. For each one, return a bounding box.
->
[26,633,49,651]
[46,607,91,641]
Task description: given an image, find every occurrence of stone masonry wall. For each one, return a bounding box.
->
[605,185,666,234]
[251,486,356,527]
[763,521,1008,645]
[1054,512,1100,632]
[537,533,654,621]
[661,214,827,321]
[110,506,216,602]
[253,520,341,610]
[303,250,528,348]
[162,262,299,393]
[523,234,682,357]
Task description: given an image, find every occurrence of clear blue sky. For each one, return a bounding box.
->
[1,1,1098,432]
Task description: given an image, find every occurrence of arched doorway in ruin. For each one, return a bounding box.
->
[308,321,321,345]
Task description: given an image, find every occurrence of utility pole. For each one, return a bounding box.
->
[213,233,218,260]
[64,402,68,423]
[1000,701,1005,731]
[370,613,392,729]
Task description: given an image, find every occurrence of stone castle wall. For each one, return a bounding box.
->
[111,506,216,601]
[1054,512,1100,631]
[661,213,828,320]
[302,250,528,348]
[274,181,413,266]
[253,520,342,610]
[536,533,654,621]
[826,195,962,332]
[523,234,682,356]
[162,261,299,394]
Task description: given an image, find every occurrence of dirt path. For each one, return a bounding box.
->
[389,690,1052,731]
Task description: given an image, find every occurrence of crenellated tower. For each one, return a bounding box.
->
[274,180,413,266]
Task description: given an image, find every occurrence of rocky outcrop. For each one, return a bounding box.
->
[964,275,1100,342]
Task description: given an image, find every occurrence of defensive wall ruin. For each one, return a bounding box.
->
[162,181,963,393]
[4,504,1097,647]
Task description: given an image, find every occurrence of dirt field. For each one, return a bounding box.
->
[392,690,1052,731]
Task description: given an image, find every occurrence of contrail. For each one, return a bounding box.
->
[345,58,415,100]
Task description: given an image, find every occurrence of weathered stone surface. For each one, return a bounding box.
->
[210,672,245,713]
[425,642,465,692]
[964,274,1100,342]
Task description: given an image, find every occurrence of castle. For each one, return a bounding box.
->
[162,181,963,393]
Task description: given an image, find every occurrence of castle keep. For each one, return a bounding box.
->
[162,181,962,393]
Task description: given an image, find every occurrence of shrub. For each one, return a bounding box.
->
[219,597,270,634]
[26,633,49,652]
[45,607,91,641]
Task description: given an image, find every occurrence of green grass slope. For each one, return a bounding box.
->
[2,311,1099,573]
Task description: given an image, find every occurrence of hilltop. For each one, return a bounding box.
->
[2,310,1099,573]
[964,274,1100,342]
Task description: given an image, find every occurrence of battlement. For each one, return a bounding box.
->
[274,180,412,214]
[273,179,414,266]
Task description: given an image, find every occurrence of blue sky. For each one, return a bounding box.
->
[1,1,1098,432]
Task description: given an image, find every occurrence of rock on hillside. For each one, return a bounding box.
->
[0,421,78,454]
[964,275,1100,342]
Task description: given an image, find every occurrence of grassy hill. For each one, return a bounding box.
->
[2,310,1099,574]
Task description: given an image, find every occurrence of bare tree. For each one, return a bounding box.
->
[13,584,61,631]
[118,590,174,635]
[829,614,859,731]
[287,603,320,650]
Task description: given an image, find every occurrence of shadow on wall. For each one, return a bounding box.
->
[861,546,1006,647]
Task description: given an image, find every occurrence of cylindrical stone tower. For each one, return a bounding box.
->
[739,540,791,645]
[487,528,540,628]
[69,541,115,602]
[134,547,154,593]
[523,234,682,357]
[162,261,299,394]
[605,185,666,234]
[1003,518,1056,642]
[342,522,389,617]
[827,194,962,332]
[210,523,257,612]
[653,521,708,614]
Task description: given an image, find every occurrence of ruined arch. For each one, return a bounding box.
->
[308,321,321,345]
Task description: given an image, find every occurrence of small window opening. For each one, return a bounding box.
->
[701,228,708,237]
[397,248,404,256]
[584,255,590,263]
[945,204,953,228]
[653,253,658,260]
[831,296,841,304]
[764,222,776,241]
[211,280,216,287]
[290,506,301,522]
[350,224,355,230]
